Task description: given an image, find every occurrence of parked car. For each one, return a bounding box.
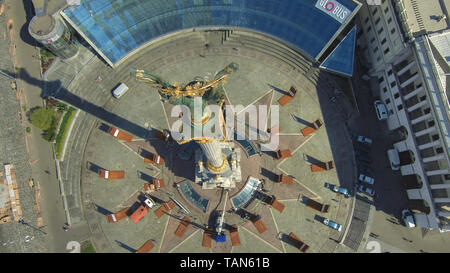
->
[387,149,400,171]
[401,209,416,228]
[330,185,350,198]
[144,198,154,209]
[358,164,374,176]
[374,100,388,121]
[323,218,343,232]
[112,82,129,99]
[354,142,371,153]
[357,154,372,164]
[358,184,375,197]
[357,135,373,145]
[355,149,370,158]
[359,174,375,185]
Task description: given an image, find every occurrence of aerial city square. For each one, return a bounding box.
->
[0,0,449,257]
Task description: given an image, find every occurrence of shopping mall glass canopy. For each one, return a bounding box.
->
[61,0,360,66]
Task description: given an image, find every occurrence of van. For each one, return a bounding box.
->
[387,149,400,171]
[112,83,129,99]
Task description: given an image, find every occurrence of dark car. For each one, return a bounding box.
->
[354,142,371,153]
[355,149,370,158]
[330,185,351,198]
[358,164,374,176]
[357,154,372,164]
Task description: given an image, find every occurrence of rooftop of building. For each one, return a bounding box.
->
[28,15,54,36]
[60,0,360,66]
[401,0,450,35]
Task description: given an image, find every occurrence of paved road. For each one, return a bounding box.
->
[350,49,450,253]
[4,0,89,252]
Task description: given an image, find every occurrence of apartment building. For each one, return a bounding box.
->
[356,0,450,231]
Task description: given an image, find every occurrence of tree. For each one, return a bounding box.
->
[30,107,54,131]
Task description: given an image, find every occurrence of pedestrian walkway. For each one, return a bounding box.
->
[0,10,47,253]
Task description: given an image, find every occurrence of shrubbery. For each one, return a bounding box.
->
[30,107,54,131]
[55,107,76,158]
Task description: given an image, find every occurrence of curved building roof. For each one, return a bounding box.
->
[61,0,360,66]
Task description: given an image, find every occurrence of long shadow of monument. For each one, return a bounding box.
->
[19,68,187,175]
[18,69,152,139]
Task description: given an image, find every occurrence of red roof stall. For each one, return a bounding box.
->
[130,205,148,223]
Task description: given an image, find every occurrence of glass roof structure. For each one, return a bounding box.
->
[320,26,357,77]
[61,0,360,66]
[179,181,209,212]
[234,131,259,157]
[231,176,261,208]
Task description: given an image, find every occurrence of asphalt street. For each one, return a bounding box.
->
[350,49,450,253]
[5,0,89,252]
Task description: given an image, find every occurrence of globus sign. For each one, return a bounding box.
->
[315,0,351,24]
[42,32,61,45]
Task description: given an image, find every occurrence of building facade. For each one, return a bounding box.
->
[356,0,450,230]
[28,14,79,59]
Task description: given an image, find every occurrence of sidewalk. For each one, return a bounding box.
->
[0,4,47,253]
[3,0,90,252]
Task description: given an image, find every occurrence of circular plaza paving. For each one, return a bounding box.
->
[69,30,356,253]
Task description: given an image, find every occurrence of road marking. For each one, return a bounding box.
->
[268,206,286,253]
[240,226,282,253]
[235,89,273,116]
[158,213,170,253]
[277,166,320,199]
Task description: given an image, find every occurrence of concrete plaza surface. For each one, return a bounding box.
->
[38,29,359,253]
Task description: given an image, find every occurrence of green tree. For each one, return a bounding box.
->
[30,107,54,131]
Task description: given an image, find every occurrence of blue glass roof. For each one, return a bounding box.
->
[231,176,260,208]
[320,26,357,77]
[62,0,359,65]
[179,182,209,212]
[234,131,258,156]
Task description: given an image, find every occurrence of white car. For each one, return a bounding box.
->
[401,209,416,228]
[387,149,400,171]
[357,135,373,145]
[144,198,154,209]
[358,184,375,196]
[359,174,375,185]
[374,100,388,121]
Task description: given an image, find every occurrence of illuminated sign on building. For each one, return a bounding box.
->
[315,0,351,24]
